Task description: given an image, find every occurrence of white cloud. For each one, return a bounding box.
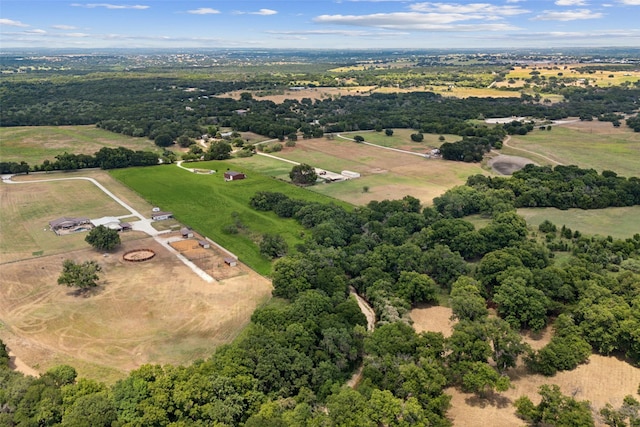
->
[52,25,78,30]
[555,0,587,5]
[26,29,47,34]
[506,0,525,3]
[267,29,408,37]
[0,18,29,27]
[409,2,529,16]
[187,8,221,15]
[233,9,278,15]
[531,9,603,20]
[314,13,519,30]
[617,0,640,4]
[252,9,277,16]
[70,3,149,10]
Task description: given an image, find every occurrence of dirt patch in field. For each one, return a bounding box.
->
[0,238,272,382]
[411,305,456,338]
[487,154,536,175]
[410,305,640,426]
[168,235,249,281]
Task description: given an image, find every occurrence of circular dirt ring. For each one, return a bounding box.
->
[123,249,156,262]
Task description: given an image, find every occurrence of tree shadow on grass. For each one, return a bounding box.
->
[66,285,104,298]
[464,392,512,409]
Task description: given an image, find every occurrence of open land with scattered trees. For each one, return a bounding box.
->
[1,49,640,426]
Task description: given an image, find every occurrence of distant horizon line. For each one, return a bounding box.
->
[2,46,640,54]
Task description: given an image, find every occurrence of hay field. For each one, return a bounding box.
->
[410,306,640,426]
[0,237,272,384]
[504,120,640,177]
[252,136,486,206]
[0,125,158,165]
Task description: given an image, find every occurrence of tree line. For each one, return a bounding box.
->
[0,146,161,174]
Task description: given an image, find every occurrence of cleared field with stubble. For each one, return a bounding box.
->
[411,306,640,427]
[0,125,159,165]
[504,120,640,177]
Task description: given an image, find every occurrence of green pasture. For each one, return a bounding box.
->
[354,129,458,149]
[506,125,640,177]
[110,163,352,276]
[0,125,159,165]
[518,206,640,240]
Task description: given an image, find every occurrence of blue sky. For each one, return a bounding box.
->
[1,0,640,50]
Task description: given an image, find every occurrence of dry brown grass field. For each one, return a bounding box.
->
[410,306,640,426]
[217,84,527,103]
[0,171,272,383]
[0,236,272,384]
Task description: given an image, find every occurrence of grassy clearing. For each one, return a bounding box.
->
[111,163,351,275]
[505,122,640,177]
[0,176,142,263]
[0,125,158,165]
[253,136,486,206]
[518,206,640,239]
[355,129,458,149]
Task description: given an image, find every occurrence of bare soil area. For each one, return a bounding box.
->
[487,154,537,175]
[168,235,250,281]
[0,237,272,383]
[410,306,640,426]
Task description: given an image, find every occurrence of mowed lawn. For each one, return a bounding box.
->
[0,125,159,165]
[111,163,352,275]
[505,121,640,177]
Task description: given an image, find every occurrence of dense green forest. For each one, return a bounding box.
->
[2,165,639,425]
[1,75,639,145]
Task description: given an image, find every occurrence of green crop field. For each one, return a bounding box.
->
[0,125,159,165]
[110,163,352,275]
[518,206,640,239]
[504,123,640,177]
